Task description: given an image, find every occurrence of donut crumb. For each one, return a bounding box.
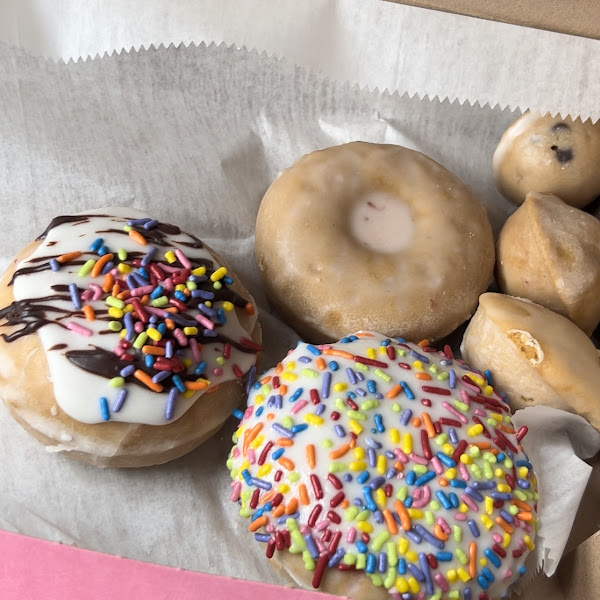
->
[507,329,544,366]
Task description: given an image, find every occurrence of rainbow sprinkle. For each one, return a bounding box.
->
[228,333,538,600]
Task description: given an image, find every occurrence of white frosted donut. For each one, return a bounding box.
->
[493,112,600,208]
[255,142,495,343]
[0,208,261,467]
[228,331,538,600]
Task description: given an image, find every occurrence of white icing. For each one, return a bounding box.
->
[230,333,538,599]
[11,208,259,425]
[349,192,415,254]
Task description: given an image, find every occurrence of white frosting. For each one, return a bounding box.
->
[11,208,259,425]
[349,192,415,254]
[229,333,538,599]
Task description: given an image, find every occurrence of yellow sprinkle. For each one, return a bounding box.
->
[445,468,457,480]
[353,447,365,459]
[407,509,423,519]
[524,535,535,550]
[175,284,186,292]
[490,412,503,422]
[502,533,511,548]
[407,576,420,594]
[446,570,457,583]
[349,461,367,471]
[146,327,162,341]
[395,577,409,593]
[460,454,472,464]
[406,551,418,563]
[357,521,373,533]
[222,301,234,312]
[459,504,469,514]
[254,394,265,405]
[376,454,386,475]
[498,484,511,493]
[183,389,195,399]
[192,266,206,276]
[480,515,494,530]
[366,347,376,359]
[250,434,264,450]
[333,382,348,392]
[467,424,484,436]
[257,464,272,478]
[375,488,386,507]
[278,484,290,494]
[117,262,131,274]
[483,385,494,396]
[479,558,488,567]
[518,466,529,478]
[467,373,485,387]
[402,433,413,454]
[397,538,409,555]
[164,250,176,264]
[389,428,400,444]
[183,326,198,336]
[108,307,124,319]
[442,443,455,456]
[349,420,364,435]
[457,568,471,582]
[280,372,298,381]
[485,497,494,515]
[285,361,296,371]
[210,266,227,282]
[304,414,324,426]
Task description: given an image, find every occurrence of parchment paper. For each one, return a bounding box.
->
[0,39,596,595]
[0,0,599,122]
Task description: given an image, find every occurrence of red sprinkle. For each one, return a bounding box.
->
[330,411,341,421]
[250,488,260,509]
[271,493,284,507]
[232,364,244,378]
[307,504,323,527]
[275,531,285,551]
[516,425,528,443]
[451,440,468,463]
[312,553,330,588]
[266,538,276,559]
[311,474,324,499]
[398,362,411,370]
[421,386,451,396]
[353,355,388,368]
[329,491,345,508]
[346,398,359,411]
[239,336,262,352]
[328,531,342,553]
[327,473,343,490]
[271,375,279,388]
[310,389,321,405]
[274,470,283,482]
[327,510,342,524]
[421,430,432,459]
[439,418,462,427]
[386,345,396,360]
[427,554,438,569]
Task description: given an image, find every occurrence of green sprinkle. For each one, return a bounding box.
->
[321,438,333,449]
[123,225,132,232]
[487,418,498,427]
[435,433,448,446]
[449,592,460,599]
[239,507,252,518]
[374,368,391,382]
[453,525,462,542]
[470,445,481,457]
[329,462,346,473]
[151,296,168,307]
[347,410,366,421]
[372,531,390,552]
[260,384,272,395]
[133,332,148,349]
[290,530,306,551]
[106,296,125,309]
[108,321,122,332]
[343,553,357,566]
[335,398,346,411]
[282,416,293,429]
[117,248,127,261]
[369,574,383,587]
[429,500,440,511]
[425,511,435,526]
[470,464,482,478]
[514,489,527,501]
[397,349,406,357]
[384,566,396,589]
[386,542,398,567]
[437,371,450,381]
[483,452,497,463]
[453,399,469,412]
[186,281,197,291]
[392,403,401,412]
[428,364,439,374]
[504,457,513,469]
[356,510,370,522]
[483,463,494,480]
[456,548,468,565]
[345,507,359,521]
[301,368,319,378]
[508,505,519,516]
[216,356,225,366]
[430,593,442,600]
[396,486,408,501]
[287,471,300,483]
[354,362,369,372]
[360,400,379,411]
[213,281,222,290]
[356,553,367,570]
[78,259,96,276]
[302,550,315,571]
[241,489,251,502]
[413,464,428,475]
[109,377,125,388]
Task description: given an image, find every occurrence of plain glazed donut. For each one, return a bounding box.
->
[255,142,495,343]
[228,332,538,600]
[493,112,600,208]
[0,208,261,467]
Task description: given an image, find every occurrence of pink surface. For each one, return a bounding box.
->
[0,529,345,600]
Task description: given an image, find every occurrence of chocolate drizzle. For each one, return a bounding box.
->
[0,296,72,342]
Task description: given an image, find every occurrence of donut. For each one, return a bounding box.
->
[255,142,495,343]
[496,192,600,335]
[228,331,538,600]
[0,208,261,467]
[493,112,600,208]
[461,293,600,431]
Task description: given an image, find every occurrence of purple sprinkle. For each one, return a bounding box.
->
[165,340,174,359]
[374,393,383,400]
[271,423,294,438]
[254,533,271,542]
[343,474,353,482]
[111,389,128,413]
[298,356,311,363]
[369,476,386,490]
[245,365,257,396]
[275,394,283,409]
[517,478,531,489]
[368,448,377,467]
[250,477,272,491]
[355,387,367,397]
[165,387,178,420]
[490,492,513,501]
[373,510,384,524]
[119,365,136,378]
[386,468,396,479]
[125,274,138,290]
[385,450,395,459]
[152,370,172,383]
[346,367,358,385]
[410,350,429,364]
[49,258,60,271]
[143,219,159,230]
[468,519,480,537]
[407,563,425,582]
[440,359,453,366]
[413,525,444,549]
[365,437,382,449]
[203,329,218,337]
[322,371,331,399]
[191,289,215,300]
[500,510,514,523]
[267,396,276,407]
[315,403,326,416]
[419,552,434,595]
[401,409,413,426]
[68,283,81,310]
[304,534,319,559]
[448,428,458,444]
[449,369,457,389]
[334,424,346,438]
[127,218,152,226]
[378,552,387,573]
[101,261,114,274]
[355,371,365,382]
[327,548,346,567]
[141,246,157,266]
[465,487,484,502]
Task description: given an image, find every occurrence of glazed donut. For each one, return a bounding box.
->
[461,293,600,431]
[0,208,261,467]
[255,142,495,343]
[495,192,600,335]
[493,112,600,208]
[228,331,538,600]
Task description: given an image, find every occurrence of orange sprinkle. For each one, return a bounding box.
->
[276,437,293,447]
[438,477,448,487]
[128,229,147,245]
[90,253,114,277]
[415,372,432,381]
[111,283,121,298]
[272,505,285,518]
[248,516,268,532]
[140,294,150,305]
[285,498,299,515]
[516,512,533,522]
[382,509,398,534]
[116,290,131,301]
[260,490,276,505]
[185,380,210,391]
[243,423,263,455]
[102,273,114,293]
[511,499,532,512]
[329,443,350,460]
[469,442,491,450]
[165,318,176,330]
[422,412,435,438]
[306,444,316,469]
[279,385,288,395]
[260,376,272,385]
[496,517,514,534]
[393,461,405,473]
[183,288,190,297]
[57,251,82,264]
[469,542,477,578]
[316,357,326,370]
[349,438,356,449]
[299,483,309,506]
[244,302,255,316]
[497,423,516,434]
[266,413,275,421]
[278,457,295,471]
[394,500,411,531]
[340,499,349,509]
[164,306,178,313]
[205,384,220,394]
[82,305,95,321]
[434,525,449,541]
[322,348,354,360]
[411,417,422,428]
[142,345,166,356]
[354,332,375,337]
[276,363,283,374]
[417,339,430,348]
[133,369,163,392]
[386,384,402,399]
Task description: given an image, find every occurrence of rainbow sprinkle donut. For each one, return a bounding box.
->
[228,332,538,600]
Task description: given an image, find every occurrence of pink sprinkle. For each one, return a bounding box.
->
[130,285,154,297]
[315,538,326,553]
[461,378,481,393]
[503,569,513,580]
[134,321,144,333]
[460,389,470,404]
[232,447,240,459]
[244,406,254,419]
[430,457,444,475]
[67,321,92,337]
[436,517,451,534]
[461,494,479,512]
[173,329,188,346]
[189,338,202,363]
[163,278,174,292]
[434,574,449,592]
[265,524,275,534]
[411,485,431,508]
[81,290,93,301]
[474,408,487,418]
[454,513,467,521]
[174,249,191,269]
[345,527,356,543]
[522,522,533,533]
[442,401,469,423]
[409,452,429,466]
[393,448,409,463]
[195,313,215,331]
[315,520,330,531]
[230,481,242,502]
[492,533,503,543]
[290,399,308,415]
[247,448,256,465]
[459,462,470,481]
[213,367,223,376]
[113,346,125,356]
[90,283,103,300]
[300,525,310,535]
